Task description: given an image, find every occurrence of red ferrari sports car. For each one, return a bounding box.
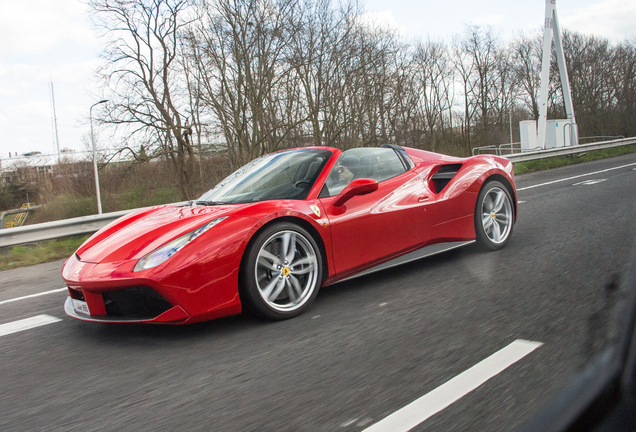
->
[63,144,517,324]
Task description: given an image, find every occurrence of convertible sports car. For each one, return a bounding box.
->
[63,144,517,324]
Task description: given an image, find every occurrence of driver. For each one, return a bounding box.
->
[334,155,360,187]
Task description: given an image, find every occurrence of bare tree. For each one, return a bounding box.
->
[512,34,542,120]
[611,41,636,137]
[562,31,617,136]
[451,35,476,151]
[185,0,302,169]
[385,49,421,147]
[412,39,455,151]
[90,0,199,199]
[461,26,499,146]
[490,46,518,143]
[285,0,357,147]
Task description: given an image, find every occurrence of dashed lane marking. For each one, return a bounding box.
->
[0,315,62,338]
[341,418,358,427]
[0,287,67,306]
[362,339,543,432]
[573,179,607,186]
[516,162,636,191]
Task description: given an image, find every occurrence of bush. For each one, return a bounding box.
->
[113,182,181,210]
[29,194,96,224]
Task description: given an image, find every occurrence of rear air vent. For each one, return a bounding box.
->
[431,164,463,193]
[102,286,172,319]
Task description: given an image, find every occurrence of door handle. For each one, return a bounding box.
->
[418,195,429,202]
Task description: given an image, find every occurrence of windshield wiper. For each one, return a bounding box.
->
[188,200,229,206]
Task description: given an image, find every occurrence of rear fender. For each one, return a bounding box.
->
[426,156,516,240]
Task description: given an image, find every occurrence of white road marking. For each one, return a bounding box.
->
[341,418,358,427]
[0,314,62,337]
[573,179,607,186]
[379,302,387,307]
[518,201,526,204]
[517,162,636,191]
[362,339,543,432]
[0,287,67,306]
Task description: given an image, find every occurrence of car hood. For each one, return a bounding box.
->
[76,204,248,264]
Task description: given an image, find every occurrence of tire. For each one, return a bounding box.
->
[474,180,514,251]
[240,222,323,320]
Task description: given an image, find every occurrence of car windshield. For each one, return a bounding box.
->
[198,148,332,204]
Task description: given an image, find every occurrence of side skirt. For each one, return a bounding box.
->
[336,240,475,284]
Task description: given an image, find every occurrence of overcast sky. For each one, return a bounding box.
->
[0,0,634,160]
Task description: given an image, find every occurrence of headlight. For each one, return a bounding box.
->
[133,217,227,272]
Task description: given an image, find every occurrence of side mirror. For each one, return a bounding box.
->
[332,178,379,207]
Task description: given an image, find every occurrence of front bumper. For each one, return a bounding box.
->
[64,296,190,324]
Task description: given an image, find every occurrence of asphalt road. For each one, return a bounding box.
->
[1,153,636,432]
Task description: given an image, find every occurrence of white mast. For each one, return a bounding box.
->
[536,0,576,149]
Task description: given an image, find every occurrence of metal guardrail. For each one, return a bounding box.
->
[0,201,189,248]
[472,145,499,156]
[473,136,630,158]
[0,205,41,229]
[504,136,636,163]
[497,142,522,155]
[0,209,134,248]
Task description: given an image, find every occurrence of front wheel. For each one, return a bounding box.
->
[475,181,514,250]
[240,223,323,320]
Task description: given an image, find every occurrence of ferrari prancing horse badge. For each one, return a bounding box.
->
[309,205,321,217]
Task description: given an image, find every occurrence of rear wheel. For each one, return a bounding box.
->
[475,181,514,250]
[241,223,322,320]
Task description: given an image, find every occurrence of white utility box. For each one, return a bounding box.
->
[545,119,577,148]
[520,120,537,150]
[519,119,578,150]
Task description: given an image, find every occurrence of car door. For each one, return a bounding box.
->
[319,148,437,277]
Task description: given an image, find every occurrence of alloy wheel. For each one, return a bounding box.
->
[481,187,513,244]
[254,230,319,312]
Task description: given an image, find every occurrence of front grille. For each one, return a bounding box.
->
[102,286,172,319]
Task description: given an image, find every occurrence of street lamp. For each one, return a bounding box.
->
[90,99,108,214]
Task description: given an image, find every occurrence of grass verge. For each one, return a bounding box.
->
[0,234,90,272]
[513,144,636,174]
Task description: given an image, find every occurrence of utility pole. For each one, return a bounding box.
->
[90,100,108,214]
[50,78,61,163]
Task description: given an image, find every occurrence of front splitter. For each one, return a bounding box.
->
[64,296,189,324]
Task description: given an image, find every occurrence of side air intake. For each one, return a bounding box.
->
[431,164,463,193]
